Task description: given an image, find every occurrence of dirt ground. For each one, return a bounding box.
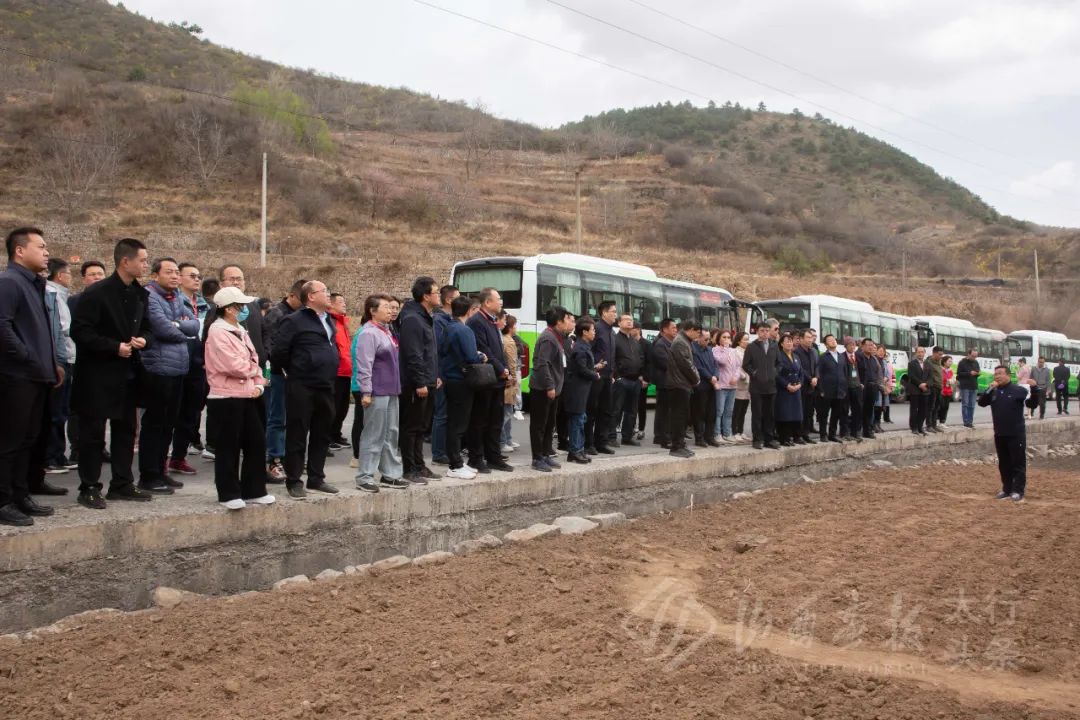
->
[2,456,1079,720]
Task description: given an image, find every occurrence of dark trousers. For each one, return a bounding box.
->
[612,378,641,440]
[653,387,670,444]
[1034,388,1047,419]
[172,364,206,460]
[732,397,749,435]
[861,385,877,436]
[399,385,434,473]
[800,391,816,438]
[67,412,81,460]
[467,387,503,466]
[938,396,952,423]
[208,397,268,502]
[27,388,52,494]
[592,374,613,448]
[557,405,569,449]
[1056,389,1070,413]
[0,378,49,506]
[909,394,928,432]
[78,397,138,494]
[926,390,941,428]
[749,391,776,443]
[691,382,714,440]
[529,389,558,460]
[995,435,1026,495]
[667,388,692,451]
[583,379,602,450]
[846,386,863,436]
[331,376,352,442]
[444,380,474,469]
[138,373,185,485]
[637,386,648,432]
[777,420,801,443]
[284,380,334,487]
[817,396,846,438]
[350,391,366,460]
[46,362,72,465]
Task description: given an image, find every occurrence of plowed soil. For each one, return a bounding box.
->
[3,458,1079,720]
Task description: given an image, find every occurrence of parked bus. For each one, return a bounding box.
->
[1005,330,1080,396]
[914,315,1005,392]
[752,295,916,397]
[450,253,745,394]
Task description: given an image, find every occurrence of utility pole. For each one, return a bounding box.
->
[574,169,582,254]
[997,250,1002,279]
[901,250,907,290]
[1034,248,1041,306]
[260,152,267,268]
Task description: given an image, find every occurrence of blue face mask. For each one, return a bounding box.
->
[237,304,250,324]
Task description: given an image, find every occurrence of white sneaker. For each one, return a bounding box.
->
[501,444,515,453]
[247,495,276,505]
[513,411,525,421]
[464,464,479,474]
[220,499,246,510]
[349,457,358,468]
[446,467,477,479]
[202,448,216,461]
[939,423,949,429]
[510,441,521,448]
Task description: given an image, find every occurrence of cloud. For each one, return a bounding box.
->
[1009,161,1077,198]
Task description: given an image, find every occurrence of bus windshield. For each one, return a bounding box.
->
[758,302,810,333]
[1008,337,1032,357]
[454,263,523,308]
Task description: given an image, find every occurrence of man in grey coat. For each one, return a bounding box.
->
[1031,356,1051,420]
[667,320,702,458]
[530,306,574,471]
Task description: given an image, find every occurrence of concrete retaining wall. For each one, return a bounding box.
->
[2,421,1075,633]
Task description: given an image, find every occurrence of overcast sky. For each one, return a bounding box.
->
[115,0,1080,227]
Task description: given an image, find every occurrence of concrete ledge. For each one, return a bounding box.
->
[3,418,1077,632]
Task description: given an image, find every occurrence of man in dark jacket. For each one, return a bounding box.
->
[219,265,267,368]
[270,280,340,498]
[857,338,882,440]
[793,329,819,444]
[815,334,849,442]
[589,301,617,453]
[634,323,651,439]
[742,319,781,450]
[667,320,702,458]
[261,278,305,482]
[430,284,459,465]
[926,347,945,432]
[651,318,677,447]
[466,288,513,473]
[138,258,200,494]
[169,262,209,475]
[396,276,441,482]
[530,306,573,471]
[1053,360,1071,415]
[0,228,62,525]
[979,365,1036,501]
[71,238,154,509]
[690,330,720,447]
[956,348,981,429]
[907,347,931,435]
[612,313,646,446]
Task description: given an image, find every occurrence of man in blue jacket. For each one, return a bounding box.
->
[815,334,849,443]
[270,280,340,498]
[979,365,1036,501]
[0,227,62,526]
[396,276,441,483]
[466,287,513,473]
[169,262,209,475]
[430,285,458,465]
[138,258,201,494]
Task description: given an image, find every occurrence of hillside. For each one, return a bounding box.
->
[2,0,1079,335]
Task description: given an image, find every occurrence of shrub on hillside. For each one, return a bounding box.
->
[389,190,445,226]
[662,205,752,251]
[663,145,692,168]
[294,184,331,225]
[771,240,831,276]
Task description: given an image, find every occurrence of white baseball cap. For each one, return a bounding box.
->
[214,286,256,308]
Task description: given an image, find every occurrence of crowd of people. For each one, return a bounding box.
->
[1,227,1057,526]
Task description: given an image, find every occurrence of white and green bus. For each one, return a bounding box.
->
[752,295,916,396]
[450,253,744,394]
[914,315,1005,393]
[1005,330,1080,396]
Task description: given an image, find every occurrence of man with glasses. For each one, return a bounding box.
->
[219,265,267,370]
[612,313,646,447]
[169,263,209,475]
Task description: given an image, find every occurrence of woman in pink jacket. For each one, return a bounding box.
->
[204,287,274,510]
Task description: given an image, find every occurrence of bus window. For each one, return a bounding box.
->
[628,279,663,330]
[454,264,523,308]
[759,302,810,334]
[583,273,626,319]
[537,265,582,319]
[665,286,697,325]
[698,306,718,330]
[821,316,841,341]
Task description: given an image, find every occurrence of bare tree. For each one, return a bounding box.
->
[38,115,131,212]
[363,168,395,221]
[589,120,630,161]
[459,99,497,181]
[176,106,235,189]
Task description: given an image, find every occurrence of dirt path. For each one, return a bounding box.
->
[2,459,1079,719]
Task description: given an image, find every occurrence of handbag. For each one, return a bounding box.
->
[463,362,499,390]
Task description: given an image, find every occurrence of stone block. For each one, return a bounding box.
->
[272,575,310,591]
[371,555,412,572]
[585,512,627,528]
[503,523,562,543]
[315,569,344,582]
[413,551,454,567]
[151,586,204,610]
[552,516,599,535]
[453,534,503,555]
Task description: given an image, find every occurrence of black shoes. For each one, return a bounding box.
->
[77,491,107,509]
[286,483,307,499]
[307,481,340,494]
[567,451,590,464]
[31,480,68,496]
[489,460,514,472]
[137,481,174,495]
[419,466,439,480]
[705,437,722,447]
[531,459,553,473]
[669,447,694,458]
[162,476,184,489]
[380,477,410,490]
[16,496,54,516]
[107,485,153,502]
[621,438,641,447]
[595,446,615,455]
[828,436,842,443]
[753,441,764,450]
[356,481,380,493]
[585,447,599,456]
[765,441,781,450]
[802,436,818,445]
[404,472,429,485]
[0,503,33,527]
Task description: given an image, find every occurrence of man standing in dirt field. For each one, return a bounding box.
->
[979,365,1035,502]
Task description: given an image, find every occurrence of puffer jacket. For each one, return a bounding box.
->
[142,281,200,377]
[204,318,268,398]
[180,290,209,368]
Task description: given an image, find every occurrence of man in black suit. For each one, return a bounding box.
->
[651,318,677,447]
[815,333,849,442]
[466,288,513,473]
[742,319,781,449]
[907,346,931,436]
[793,329,819,444]
[70,238,154,509]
